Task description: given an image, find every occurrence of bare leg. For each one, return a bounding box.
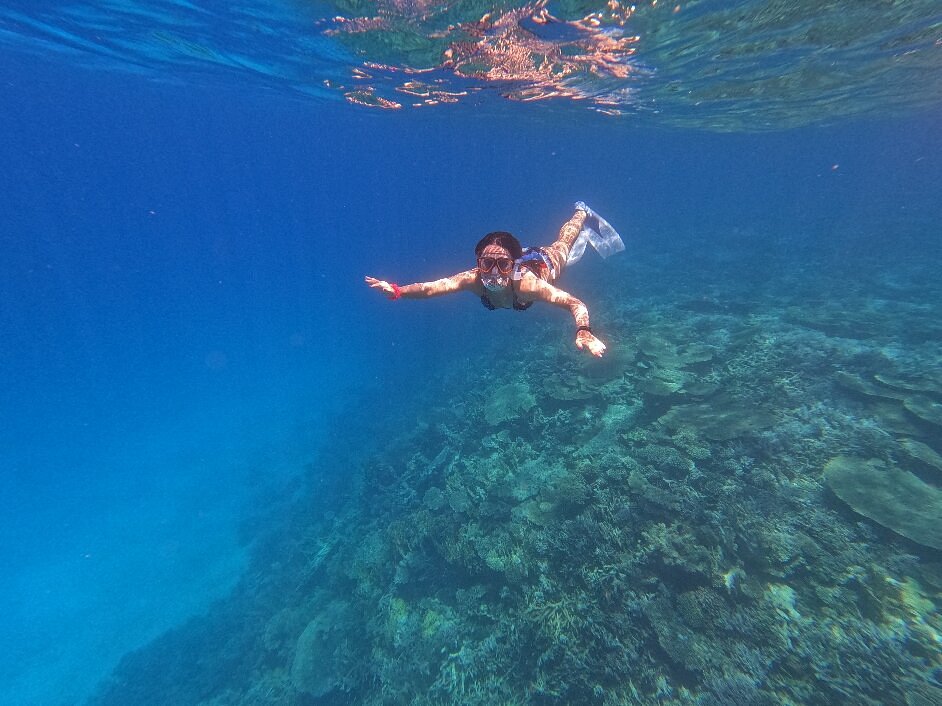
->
[543,209,587,282]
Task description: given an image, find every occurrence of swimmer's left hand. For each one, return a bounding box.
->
[576,330,606,357]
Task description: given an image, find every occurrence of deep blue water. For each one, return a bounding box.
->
[1,6,941,703]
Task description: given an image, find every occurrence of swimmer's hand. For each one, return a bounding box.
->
[365,276,398,299]
[576,329,606,357]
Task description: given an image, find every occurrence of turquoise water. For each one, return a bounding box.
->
[1,2,941,705]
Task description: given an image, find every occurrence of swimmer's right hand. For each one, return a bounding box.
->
[365,276,398,299]
[576,329,606,357]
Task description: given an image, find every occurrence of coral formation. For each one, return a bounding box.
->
[824,455,942,550]
[484,380,536,425]
[290,598,353,697]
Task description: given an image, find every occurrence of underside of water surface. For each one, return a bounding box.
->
[2,0,941,128]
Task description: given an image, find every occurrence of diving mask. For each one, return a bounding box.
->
[478,256,515,274]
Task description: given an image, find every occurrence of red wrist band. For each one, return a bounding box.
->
[390,283,402,300]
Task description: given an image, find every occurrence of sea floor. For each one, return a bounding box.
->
[89,228,942,705]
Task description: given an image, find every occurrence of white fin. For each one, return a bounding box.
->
[567,202,625,265]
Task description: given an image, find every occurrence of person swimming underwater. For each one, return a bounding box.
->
[365,202,624,357]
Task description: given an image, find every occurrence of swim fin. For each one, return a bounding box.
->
[567,202,626,265]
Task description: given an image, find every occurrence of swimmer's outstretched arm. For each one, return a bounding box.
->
[365,270,478,299]
[521,277,606,357]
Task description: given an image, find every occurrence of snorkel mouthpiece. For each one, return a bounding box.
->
[482,274,510,292]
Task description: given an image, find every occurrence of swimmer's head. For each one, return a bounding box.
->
[476,231,521,291]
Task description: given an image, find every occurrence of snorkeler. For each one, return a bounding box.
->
[365,202,624,357]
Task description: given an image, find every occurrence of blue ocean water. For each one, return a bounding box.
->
[2,2,941,705]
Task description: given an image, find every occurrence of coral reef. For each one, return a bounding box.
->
[89,240,942,706]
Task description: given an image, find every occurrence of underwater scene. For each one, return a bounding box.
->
[2,1,941,705]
